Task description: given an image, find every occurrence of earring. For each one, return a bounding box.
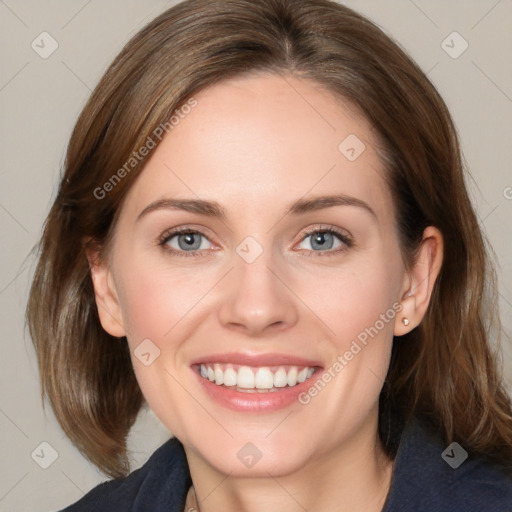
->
[402,318,410,326]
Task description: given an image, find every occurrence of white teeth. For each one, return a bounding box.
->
[297,367,308,383]
[223,367,237,387]
[273,367,288,388]
[287,367,298,386]
[214,364,223,385]
[255,367,274,389]
[237,366,255,389]
[199,363,316,390]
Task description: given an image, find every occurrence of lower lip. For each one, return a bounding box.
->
[194,368,321,412]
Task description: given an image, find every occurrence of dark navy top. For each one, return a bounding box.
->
[61,418,512,511]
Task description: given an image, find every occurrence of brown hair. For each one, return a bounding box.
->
[26,0,512,478]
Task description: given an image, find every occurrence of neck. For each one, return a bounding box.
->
[184,412,394,512]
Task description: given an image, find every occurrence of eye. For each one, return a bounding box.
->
[159,228,214,257]
[296,226,352,255]
[158,225,352,258]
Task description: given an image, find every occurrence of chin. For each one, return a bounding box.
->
[185,430,320,478]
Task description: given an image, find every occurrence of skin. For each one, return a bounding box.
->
[88,72,443,512]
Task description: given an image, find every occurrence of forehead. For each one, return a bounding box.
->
[121,72,393,227]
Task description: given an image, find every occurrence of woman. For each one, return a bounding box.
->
[26,0,512,510]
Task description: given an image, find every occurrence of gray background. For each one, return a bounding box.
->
[1,1,511,510]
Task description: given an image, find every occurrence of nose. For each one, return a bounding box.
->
[217,243,299,337]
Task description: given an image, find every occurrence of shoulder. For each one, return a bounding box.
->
[60,437,191,512]
[383,417,512,512]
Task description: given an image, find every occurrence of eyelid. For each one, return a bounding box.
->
[292,225,352,254]
[158,226,218,257]
[297,224,352,243]
[158,224,352,257]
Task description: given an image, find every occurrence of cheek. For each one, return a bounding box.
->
[112,258,221,417]
[292,260,400,428]
[296,253,402,346]
[294,252,402,411]
[115,257,216,343]
[112,260,203,436]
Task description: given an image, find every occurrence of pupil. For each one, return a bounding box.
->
[178,233,200,250]
[312,232,333,250]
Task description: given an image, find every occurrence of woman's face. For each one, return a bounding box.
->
[94,72,411,477]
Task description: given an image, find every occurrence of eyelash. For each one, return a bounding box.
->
[157,225,353,258]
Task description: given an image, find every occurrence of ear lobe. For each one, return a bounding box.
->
[84,246,126,338]
[394,226,443,336]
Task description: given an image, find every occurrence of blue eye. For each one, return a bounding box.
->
[158,226,352,258]
[159,229,212,257]
[296,227,352,255]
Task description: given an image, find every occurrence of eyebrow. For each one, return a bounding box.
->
[136,194,376,221]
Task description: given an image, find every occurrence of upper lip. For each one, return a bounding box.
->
[190,352,323,368]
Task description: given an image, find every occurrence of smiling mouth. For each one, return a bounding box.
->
[196,363,317,393]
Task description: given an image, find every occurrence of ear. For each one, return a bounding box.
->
[84,242,126,338]
[394,226,443,336]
